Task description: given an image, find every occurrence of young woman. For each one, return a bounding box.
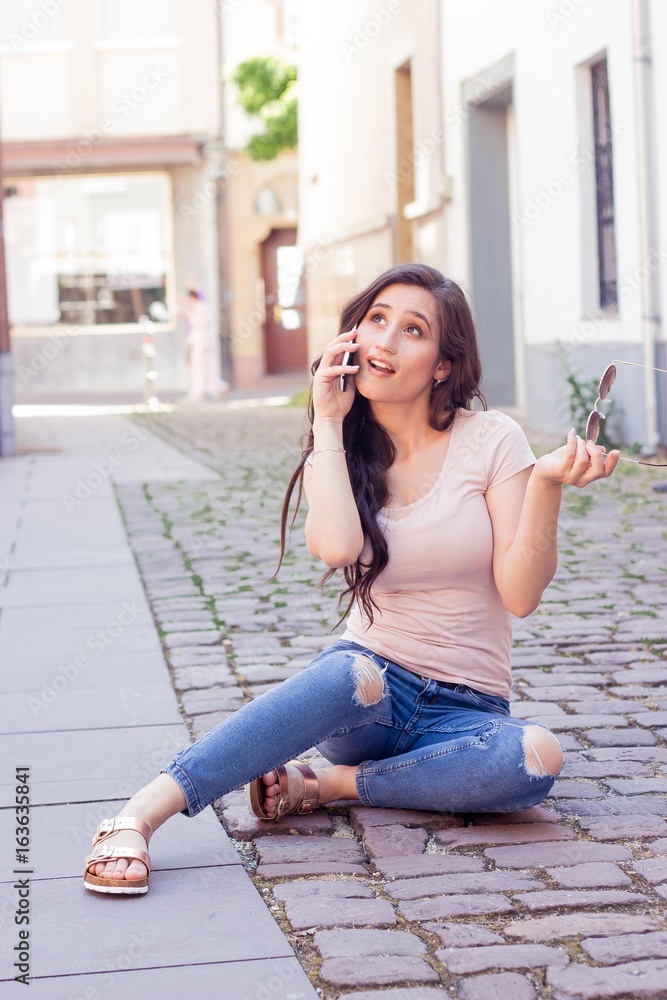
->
[84,263,619,894]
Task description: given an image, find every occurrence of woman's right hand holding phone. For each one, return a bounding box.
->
[312,329,359,421]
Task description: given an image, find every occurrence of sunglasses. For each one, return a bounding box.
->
[585,359,667,466]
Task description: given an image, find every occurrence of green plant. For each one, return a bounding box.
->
[231,57,297,161]
[557,345,615,449]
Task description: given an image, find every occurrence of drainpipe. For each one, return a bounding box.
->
[632,0,662,450]
[0,103,16,457]
[214,0,234,386]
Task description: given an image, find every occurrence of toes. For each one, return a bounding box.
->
[125,860,147,881]
[261,771,277,787]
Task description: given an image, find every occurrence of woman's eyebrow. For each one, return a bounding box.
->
[407,310,431,331]
[370,302,432,331]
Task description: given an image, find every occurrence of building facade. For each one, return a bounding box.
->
[1,0,302,399]
[297,0,666,447]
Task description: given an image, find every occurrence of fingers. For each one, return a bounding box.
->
[601,448,621,478]
[318,331,360,381]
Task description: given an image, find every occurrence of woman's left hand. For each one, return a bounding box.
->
[534,428,620,488]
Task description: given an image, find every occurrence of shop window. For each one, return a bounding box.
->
[4,173,173,328]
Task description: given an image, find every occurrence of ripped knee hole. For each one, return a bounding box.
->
[522,725,563,778]
[352,653,386,706]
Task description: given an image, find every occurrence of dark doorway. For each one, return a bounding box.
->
[468,84,517,406]
[261,228,308,374]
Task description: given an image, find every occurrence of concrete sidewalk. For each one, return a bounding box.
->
[0,411,317,999]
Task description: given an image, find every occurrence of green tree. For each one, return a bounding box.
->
[231,57,297,162]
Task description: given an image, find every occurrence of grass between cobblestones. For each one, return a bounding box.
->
[120,406,667,1000]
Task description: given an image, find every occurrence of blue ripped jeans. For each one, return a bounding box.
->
[161,639,558,817]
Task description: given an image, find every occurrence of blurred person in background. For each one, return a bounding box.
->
[183,285,229,402]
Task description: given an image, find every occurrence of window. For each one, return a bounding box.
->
[592,58,618,309]
[94,0,180,47]
[4,173,173,328]
[0,0,73,53]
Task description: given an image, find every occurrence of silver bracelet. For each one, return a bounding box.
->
[313,447,346,455]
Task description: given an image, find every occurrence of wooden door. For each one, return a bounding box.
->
[261,228,308,373]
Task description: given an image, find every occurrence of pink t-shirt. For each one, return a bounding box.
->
[341,408,536,699]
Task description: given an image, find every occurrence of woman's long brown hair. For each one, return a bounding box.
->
[276,263,486,625]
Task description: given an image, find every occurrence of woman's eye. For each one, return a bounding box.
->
[370,313,385,324]
[406,324,423,337]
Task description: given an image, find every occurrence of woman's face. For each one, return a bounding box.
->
[352,284,450,403]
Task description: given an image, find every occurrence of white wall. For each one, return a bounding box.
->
[298,0,443,258]
[0,0,220,140]
[440,0,662,352]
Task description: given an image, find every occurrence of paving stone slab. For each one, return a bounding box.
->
[632,856,667,883]
[580,931,667,963]
[384,871,540,899]
[313,928,428,958]
[0,800,238,880]
[563,760,653,778]
[272,880,374,901]
[0,867,295,980]
[504,912,663,941]
[647,837,667,854]
[398,894,515,920]
[163,630,224,648]
[0,957,319,997]
[605,777,667,794]
[258,862,368,878]
[349,806,464,835]
[0,566,146,607]
[469,804,560,824]
[424,922,504,948]
[179,686,245,714]
[549,780,605,799]
[0,623,162,663]
[485,841,631,868]
[319,956,439,988]
[554,795,667,816]
[435,823,575,849]
[0,725,189,806]
[532,715,629,730]
[438,943,569,973]
[512,889,647,912]
[255,836,365,865]
[575,816,667,839]
[220,805,334,840]
[547,957,667,998]
[585,728,657,746]
[363,823,429,858]
[0,602,153,632]
[0,683,182,733]
[345,991,446,1000]
[283,896,397,931]
[372,855,485,880]
[456,972,536,1000]
[545,862,632,889]
[171,665,235,690]
[0,650,170,694]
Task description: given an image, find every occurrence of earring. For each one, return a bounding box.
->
[433,377,447,387]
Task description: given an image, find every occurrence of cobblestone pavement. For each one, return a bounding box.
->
[119,405,667,1000]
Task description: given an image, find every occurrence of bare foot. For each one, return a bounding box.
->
[259,762,359,817]
[90,827,149,882]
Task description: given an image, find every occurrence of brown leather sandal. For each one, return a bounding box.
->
[83,817,152,895]
[246,760,320,821]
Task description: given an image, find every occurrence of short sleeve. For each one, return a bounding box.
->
[480,410,535,490]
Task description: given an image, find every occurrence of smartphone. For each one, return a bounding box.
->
[339,325,358,392]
